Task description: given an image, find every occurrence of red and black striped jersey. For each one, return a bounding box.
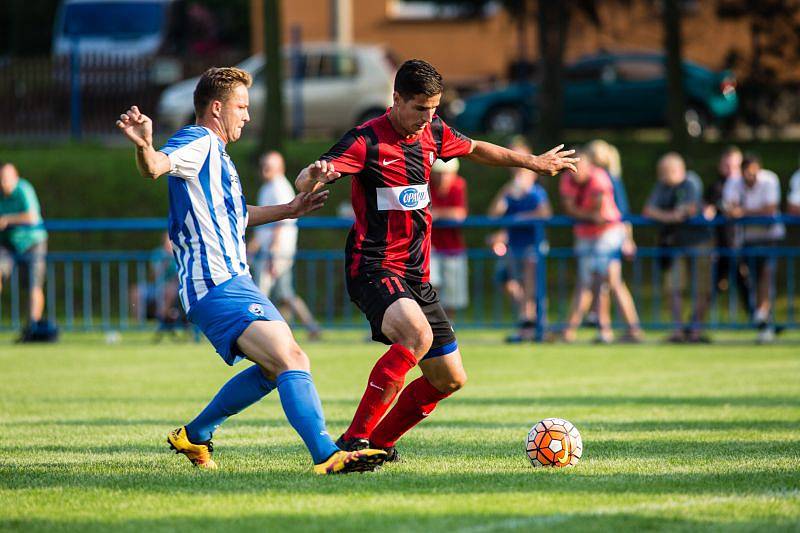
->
[320,110,473,282]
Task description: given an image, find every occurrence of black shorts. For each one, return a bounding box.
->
[346,269,457,359]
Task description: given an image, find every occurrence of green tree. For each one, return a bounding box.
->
[663,0,687,151]
[717,0,800,129]
[262,0,284,153]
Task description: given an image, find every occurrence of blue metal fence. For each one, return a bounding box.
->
[1,216,797,337]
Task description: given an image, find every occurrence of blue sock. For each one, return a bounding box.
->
[276,369,339,464]
[185,364,276,443]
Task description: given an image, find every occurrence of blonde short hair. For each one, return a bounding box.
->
[585,139,622,178]
[193,67,253,115]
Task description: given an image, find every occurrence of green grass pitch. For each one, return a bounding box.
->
[1,331,798,531]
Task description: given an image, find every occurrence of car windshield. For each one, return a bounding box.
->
[62,2,165,39]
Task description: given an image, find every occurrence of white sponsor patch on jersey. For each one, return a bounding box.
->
[376,184,430,211]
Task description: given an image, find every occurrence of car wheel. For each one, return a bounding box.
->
[684,106,708,138]
[484,106,524,135]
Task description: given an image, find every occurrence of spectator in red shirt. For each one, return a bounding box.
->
[560,152,633,343]
[429,158,468,318]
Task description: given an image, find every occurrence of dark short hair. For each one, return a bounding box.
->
[394,59,443,100]
[721,145,742,158]
[742,153,761,168]
[194,67,252,115]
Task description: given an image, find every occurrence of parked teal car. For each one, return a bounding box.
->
[451,53,738,136]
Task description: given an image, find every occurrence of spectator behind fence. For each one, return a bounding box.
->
[584,140,643,343]
[788,160,800,215]
[247,151,322,340]
[129,232,182,337]
[488,137,551,342]
[559,152,630,343]
[704,146,751,315]
[429,158,468,319]
[643,153,713,343]
[723,155,785,343]
[0,162,53,342]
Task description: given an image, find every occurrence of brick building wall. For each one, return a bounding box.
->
[251,1,761,84]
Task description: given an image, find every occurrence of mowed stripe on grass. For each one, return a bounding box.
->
[0,331,798,532]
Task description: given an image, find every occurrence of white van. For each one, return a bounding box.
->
[52,0,184,59]
[157,43,396,136]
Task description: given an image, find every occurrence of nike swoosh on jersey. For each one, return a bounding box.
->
[369,381,385,391]
[382,158,401,166]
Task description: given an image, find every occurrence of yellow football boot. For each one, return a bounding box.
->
[167,426,217,470]
[313,449,387,475]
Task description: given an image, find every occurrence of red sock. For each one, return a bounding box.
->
[370,376,451,448]
[342,343,417,440]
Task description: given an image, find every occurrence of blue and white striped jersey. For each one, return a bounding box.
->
[159,125,250,312]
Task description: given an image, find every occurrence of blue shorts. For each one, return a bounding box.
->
[187,275,283,366]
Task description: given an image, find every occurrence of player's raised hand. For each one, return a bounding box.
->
[288,190,330,218]
[307,160,342,185]
[116,106,153,148]
[529,145,579,176]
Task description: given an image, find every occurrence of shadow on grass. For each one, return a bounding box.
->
[1,508,797,533]
[2,436,798,497]
[6,417,799,435]
[26,394,800,409]
[450,395,800,408]
[5,436,795,461]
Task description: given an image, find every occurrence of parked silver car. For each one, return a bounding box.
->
[157,43,396,136]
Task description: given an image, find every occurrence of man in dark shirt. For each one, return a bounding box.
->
[643,153,713,343]
[296,59,577,460]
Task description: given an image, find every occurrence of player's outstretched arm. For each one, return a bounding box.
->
[466,140,578,176]
[247,190,330,227]
[116,106,171,180]
[295,160,342,193]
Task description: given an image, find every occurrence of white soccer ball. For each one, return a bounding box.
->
[526,417,582,467]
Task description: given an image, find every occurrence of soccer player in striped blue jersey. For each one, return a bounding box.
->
[116,67,386,474]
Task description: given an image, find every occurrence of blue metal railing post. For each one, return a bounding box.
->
[10,266,20,329]
[119,262,128,329]
[82,261,92,329]
[47,261,56,324]
[65,261,74,330]
[534,222,548,341]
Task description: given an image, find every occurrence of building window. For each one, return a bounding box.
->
[387,1,500,21]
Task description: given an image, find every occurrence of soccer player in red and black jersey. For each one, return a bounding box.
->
[296,60,577,460]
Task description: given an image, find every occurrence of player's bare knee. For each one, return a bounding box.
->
[402,325,433,358]
[277,342,310,372]
[431,370,467,394]
[290,346,311,371]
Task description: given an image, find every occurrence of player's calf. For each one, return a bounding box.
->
[419,347,468,394]
[369,348,466,450]
[341,343,418,441]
